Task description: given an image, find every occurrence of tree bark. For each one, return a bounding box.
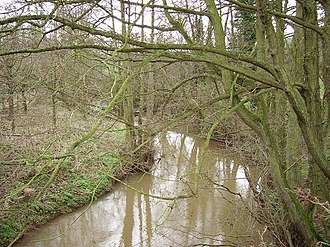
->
[8,84,15,133]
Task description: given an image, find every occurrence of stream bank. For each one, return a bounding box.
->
[0,150,129,247]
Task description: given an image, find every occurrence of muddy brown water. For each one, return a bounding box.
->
[14,131,260,247]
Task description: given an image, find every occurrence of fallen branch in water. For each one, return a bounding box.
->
[108,174,195,201]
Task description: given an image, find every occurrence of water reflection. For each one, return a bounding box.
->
[14,131,258,247]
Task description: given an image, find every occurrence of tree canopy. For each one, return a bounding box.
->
[0,0,329,245]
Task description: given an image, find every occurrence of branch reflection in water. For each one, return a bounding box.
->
[14,131,259,247]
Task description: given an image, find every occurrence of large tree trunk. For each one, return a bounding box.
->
[227,0,328,243]
[299,0,328,200]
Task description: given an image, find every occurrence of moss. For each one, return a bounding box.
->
[0,220,22,246]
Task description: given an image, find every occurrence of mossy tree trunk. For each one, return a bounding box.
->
[146,1,155,121]
[206,0,328,244]
[121,0,135,150]
[21,83,27,114]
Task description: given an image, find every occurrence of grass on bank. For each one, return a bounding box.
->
[0,151,129,247]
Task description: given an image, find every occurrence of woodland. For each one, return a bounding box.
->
[0,0,329,246]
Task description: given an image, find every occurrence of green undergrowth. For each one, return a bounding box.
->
[0,99,132,247]
[0,153,127,247]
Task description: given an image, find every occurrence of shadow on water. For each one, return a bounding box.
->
[14,131,260,247]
